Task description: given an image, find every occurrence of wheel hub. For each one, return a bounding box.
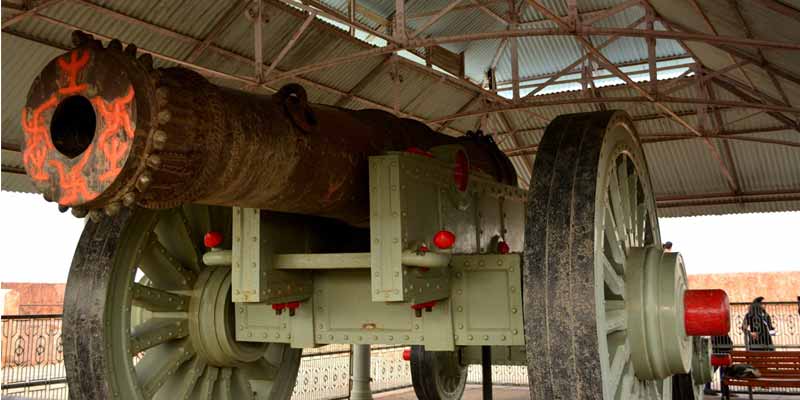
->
[625,246,691,380]
[188,266,267,366]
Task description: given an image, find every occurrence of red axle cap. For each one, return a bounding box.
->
[684,289,731,336]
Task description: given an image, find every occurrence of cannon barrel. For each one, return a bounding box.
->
[21,33,516,225]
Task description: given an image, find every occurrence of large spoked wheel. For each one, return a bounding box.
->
[409,346,467,400]
[62,205,301,400]
[523,111,673,400]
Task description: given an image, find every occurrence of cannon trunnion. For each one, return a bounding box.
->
[22,35,730,400]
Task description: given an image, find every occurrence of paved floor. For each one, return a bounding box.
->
[375,385,798,399]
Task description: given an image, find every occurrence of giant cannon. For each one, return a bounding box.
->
[20,32,731,400]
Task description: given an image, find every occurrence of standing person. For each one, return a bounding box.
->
[663,241,673,252]
[741,297,776,351]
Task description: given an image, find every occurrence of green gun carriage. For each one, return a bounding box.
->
[20,32,730,400]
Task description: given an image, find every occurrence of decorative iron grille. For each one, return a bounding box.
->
[2,301,798,398]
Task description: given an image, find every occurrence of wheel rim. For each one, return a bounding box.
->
[410,346,467,400]
[63,205,300,400]
[432,351,467,398]
[524,111,671,400]
[596,150,667,400]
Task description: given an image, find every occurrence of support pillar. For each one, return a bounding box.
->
[350,344,373,400]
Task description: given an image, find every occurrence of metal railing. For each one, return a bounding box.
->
[0,315,411,400]
[2,301,798,398]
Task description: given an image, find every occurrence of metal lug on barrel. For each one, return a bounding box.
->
[122,193,136,207]
[88,210,104,223]
[152,130,168,150]
[146,155,162,170]
[136,173,152,191]
[105,202,121,216]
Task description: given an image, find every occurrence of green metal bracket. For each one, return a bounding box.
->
[231,207,313,303]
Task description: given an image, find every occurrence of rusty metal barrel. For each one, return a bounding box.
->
[21,32,516,226]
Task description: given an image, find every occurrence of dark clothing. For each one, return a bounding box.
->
[742,307,775,351]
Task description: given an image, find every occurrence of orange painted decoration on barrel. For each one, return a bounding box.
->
[92,86,135,182]
[21,48,136,206]
[57,50,90,96]
[21,95,58,181]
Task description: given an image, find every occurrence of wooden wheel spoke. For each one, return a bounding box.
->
[606,309,627,334]
[601,253,625,297]
[607,173,629,248]
[627,171,641,246]
[152,356,206,400]
[239,356,280,380]
[196,366,219,400]
[136,339,195,399]
[139,236,196,290]
[230,368,255,399]
[608,345,630,396]
[132,283,189,312]
[616,157,634,244]
[604,205,626,264]
[131,318,189,355]
[154,208,203,273]
[636,203,647,245]
[616,363,635,399]
[212,367,233,400]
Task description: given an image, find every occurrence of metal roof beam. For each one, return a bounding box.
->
[580,0,642,26]
[526,0,737,193]
[658,16,800,88]
[1,0,64,29]
[656,189,800,208]
[262,11,316,81]
[266,25,800,86]
[409,0,465,40]
[750,0,800,24]
[334,55,394,107]
[186,0,250,62]
[471,0,512,25]
[520,15,646,99]
[712,76,800,132]
[430,95,800,124]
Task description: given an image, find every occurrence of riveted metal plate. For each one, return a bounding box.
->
[451,254,525,346]
[313,270,455,351]
[459,345,527,366]
[235,298,315,349]
[369,153,525,304]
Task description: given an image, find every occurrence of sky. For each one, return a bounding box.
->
[0,190,798,283]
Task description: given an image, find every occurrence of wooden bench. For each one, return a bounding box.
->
[722,350,800,400]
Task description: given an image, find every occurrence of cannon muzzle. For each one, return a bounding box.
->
[22,32,516,225]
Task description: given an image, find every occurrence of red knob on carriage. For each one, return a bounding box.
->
[433,230,456,249]
[711,354,732,367]
[203,231,224,248]
[684,289,730,336]
[402,349,411,361]
[497,241,510,254]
